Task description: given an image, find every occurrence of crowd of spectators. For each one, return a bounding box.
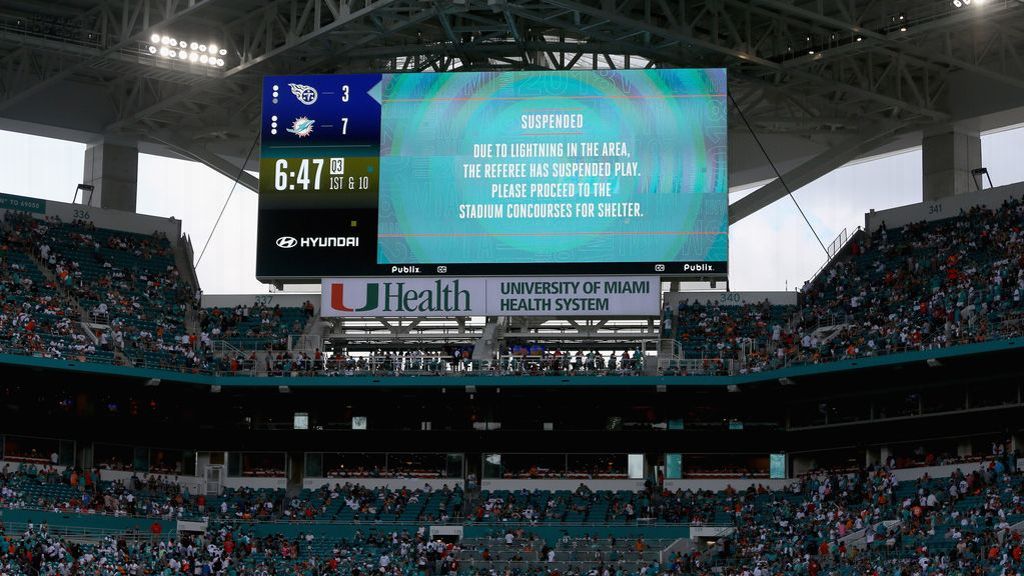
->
[664,198,1024,375]
[499,346,647,376]
[199,302,311,351]
[5,197,1024,380]
[0,216,89,359]
[668,300,792,364]
[712,456,1024,576]
[2,211,325,373]
[2,212,199,368]
[0,462,467,524]
[0,521,465,576]
[0,453,1023,576]
[1,458,1021,576]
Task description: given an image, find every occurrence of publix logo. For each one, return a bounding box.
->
[329,280,473,313]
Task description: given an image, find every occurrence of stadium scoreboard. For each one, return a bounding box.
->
[256,68,728,280]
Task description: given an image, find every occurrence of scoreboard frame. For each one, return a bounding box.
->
[256,69,728,283]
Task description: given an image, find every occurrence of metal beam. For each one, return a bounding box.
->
[505,1,949,120]
[728,125,905,224]
[0,0,216,112]
[221,0,401,78]
[742,0,1024,91]
[149,130,259,192]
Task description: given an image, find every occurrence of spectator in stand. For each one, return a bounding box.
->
[661,198,1024,375]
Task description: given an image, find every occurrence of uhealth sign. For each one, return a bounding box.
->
[320,277,660,317]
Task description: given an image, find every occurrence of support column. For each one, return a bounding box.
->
[922,127,982,201]
[880,445,892,467]
[865,447,880,468]
[956,439,973,459]
[82,140,139,211]
[791,455,814,476]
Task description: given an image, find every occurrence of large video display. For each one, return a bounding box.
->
[256,69,727,280]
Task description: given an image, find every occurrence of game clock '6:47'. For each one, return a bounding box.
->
[273,158,323,191]
[274,156,370,190]
[273,157,370,191]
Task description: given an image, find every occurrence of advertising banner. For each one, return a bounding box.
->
[0,193,45,214]
[485,277,659,316]
[321,276,659,317]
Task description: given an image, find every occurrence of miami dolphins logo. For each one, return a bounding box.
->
[286,116,315,138]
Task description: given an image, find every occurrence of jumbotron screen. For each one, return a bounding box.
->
[256,68,728,280]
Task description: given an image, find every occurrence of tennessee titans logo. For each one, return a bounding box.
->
[287,117,315,138]
[289,83,318,105]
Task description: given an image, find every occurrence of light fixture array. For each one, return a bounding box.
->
[147,33,227,67]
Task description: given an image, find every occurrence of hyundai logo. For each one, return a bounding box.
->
[276,236,298,249]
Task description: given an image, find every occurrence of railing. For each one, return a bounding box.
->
[0,502,701,528]
[2,315,1021,379]
[809,226,862,283]
[2,520,166,542]
[761,316,1024,374]
[660,356,738,376]
[826,227,849,259]
[209,339,243,354]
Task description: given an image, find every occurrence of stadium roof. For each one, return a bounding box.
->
[1,0,1023,221]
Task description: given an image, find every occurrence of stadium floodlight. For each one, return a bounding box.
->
[145,35,229,68]
[953,0,963,6]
